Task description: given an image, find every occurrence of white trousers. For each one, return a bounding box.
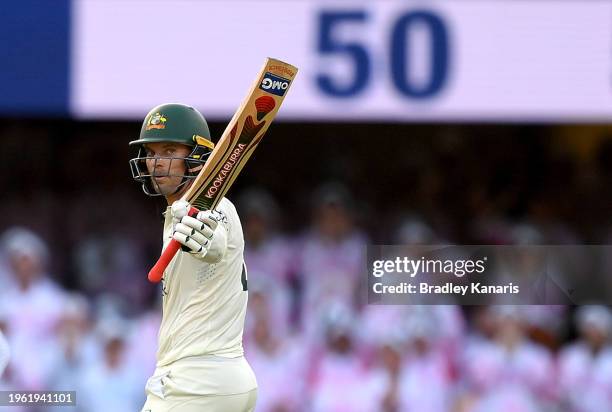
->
[141,355,258,412]
[141,388,257,412]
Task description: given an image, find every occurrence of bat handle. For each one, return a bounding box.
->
[148,206,200,283]
[148,240,181,283]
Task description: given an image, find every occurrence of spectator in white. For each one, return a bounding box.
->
[394,215,439,245]
[360,306,409,353]
[395,308,454,412]
[239,188,295,285]
[0,227,65,390]
[558,305,612,412]
[244,282,307,412]
[0,249,14,293]
[244,277,292,351]
[309,302,385,412]
[77,317,143,412]
[74,232,148,305]
[358,310,408,412]
[0,329,9,378]
[126,298,162,390]
[360,304,463,363]
[46,293,99,392]
[0,319,25,412]
[375,335,403,412]
[461,306,555,412]
[296,183,368,338]
[0,309,11,386]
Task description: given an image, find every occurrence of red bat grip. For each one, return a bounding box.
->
[148,206,199,283]
[148,239,181,283]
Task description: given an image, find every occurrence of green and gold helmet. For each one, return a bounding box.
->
[129,103,215,196]
[130,103,214,148]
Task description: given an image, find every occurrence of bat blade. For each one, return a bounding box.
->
[148,58,298,283]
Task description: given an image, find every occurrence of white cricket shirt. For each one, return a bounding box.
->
[156,197,248,367]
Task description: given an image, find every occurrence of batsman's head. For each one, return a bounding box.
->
[129,103,215,200]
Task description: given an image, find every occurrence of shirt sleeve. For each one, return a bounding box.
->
[214,197,244,251]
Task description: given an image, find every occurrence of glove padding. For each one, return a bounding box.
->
[170,200,227,263]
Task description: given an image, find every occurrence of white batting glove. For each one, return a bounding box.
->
[170,200,227,263]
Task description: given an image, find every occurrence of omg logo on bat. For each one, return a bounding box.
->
[259,72,290,96]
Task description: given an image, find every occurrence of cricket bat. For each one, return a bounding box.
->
[148,57,298,283]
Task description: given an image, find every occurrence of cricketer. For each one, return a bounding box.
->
[130,103,257,411]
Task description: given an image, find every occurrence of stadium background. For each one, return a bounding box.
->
[0,1,611,411]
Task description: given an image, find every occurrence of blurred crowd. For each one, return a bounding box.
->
[0,184,611,412]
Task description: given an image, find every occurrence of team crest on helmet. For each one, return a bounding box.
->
[145,112,167,130]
